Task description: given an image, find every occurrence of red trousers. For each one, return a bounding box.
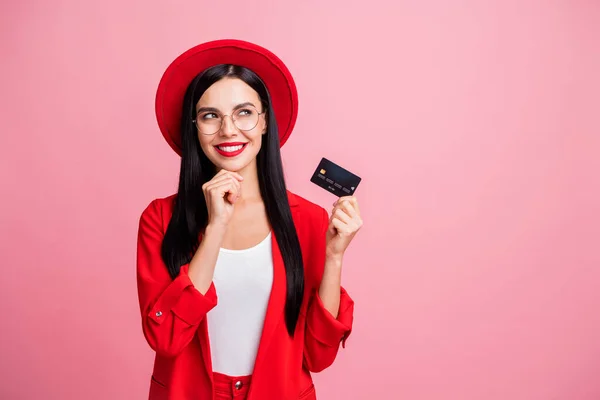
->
[213,372,252,400]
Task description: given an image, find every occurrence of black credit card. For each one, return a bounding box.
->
[310,157,361,197]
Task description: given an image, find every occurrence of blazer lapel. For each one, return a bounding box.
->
[198,318,214,384]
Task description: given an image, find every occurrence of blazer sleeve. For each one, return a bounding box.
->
[303,207,355,373]
[136,199,218,358]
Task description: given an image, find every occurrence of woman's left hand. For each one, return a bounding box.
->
[325,196,363,259]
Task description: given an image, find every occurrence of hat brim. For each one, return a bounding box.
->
[155,39,298,155]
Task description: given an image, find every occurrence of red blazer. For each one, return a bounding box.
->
[136,190,354,399]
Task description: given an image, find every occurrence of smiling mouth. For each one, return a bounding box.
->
[215,144,247,152]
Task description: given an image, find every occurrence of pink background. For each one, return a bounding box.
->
[1,1,599,399]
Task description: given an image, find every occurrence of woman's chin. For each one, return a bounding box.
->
[211,157,247,172]
[205,147,258,173]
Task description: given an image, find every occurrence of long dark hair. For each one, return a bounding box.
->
[160,64,304,337]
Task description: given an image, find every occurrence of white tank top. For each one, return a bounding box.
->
[207,231,274,376]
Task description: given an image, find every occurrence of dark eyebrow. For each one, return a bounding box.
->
[196,102,258,115]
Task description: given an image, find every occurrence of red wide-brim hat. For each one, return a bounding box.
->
[155,39,299,155]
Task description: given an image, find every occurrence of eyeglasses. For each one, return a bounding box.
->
[192,105,265,135]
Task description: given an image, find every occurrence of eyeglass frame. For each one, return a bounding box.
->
[191,103,267,136]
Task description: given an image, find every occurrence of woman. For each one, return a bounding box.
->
[136,39,361,400]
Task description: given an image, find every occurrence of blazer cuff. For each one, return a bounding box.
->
[307,287,354,348]
[148,265,218,326]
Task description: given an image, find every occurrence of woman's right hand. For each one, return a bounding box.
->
[202,169,244,228]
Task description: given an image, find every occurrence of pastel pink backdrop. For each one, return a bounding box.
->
[1,1,599,399]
